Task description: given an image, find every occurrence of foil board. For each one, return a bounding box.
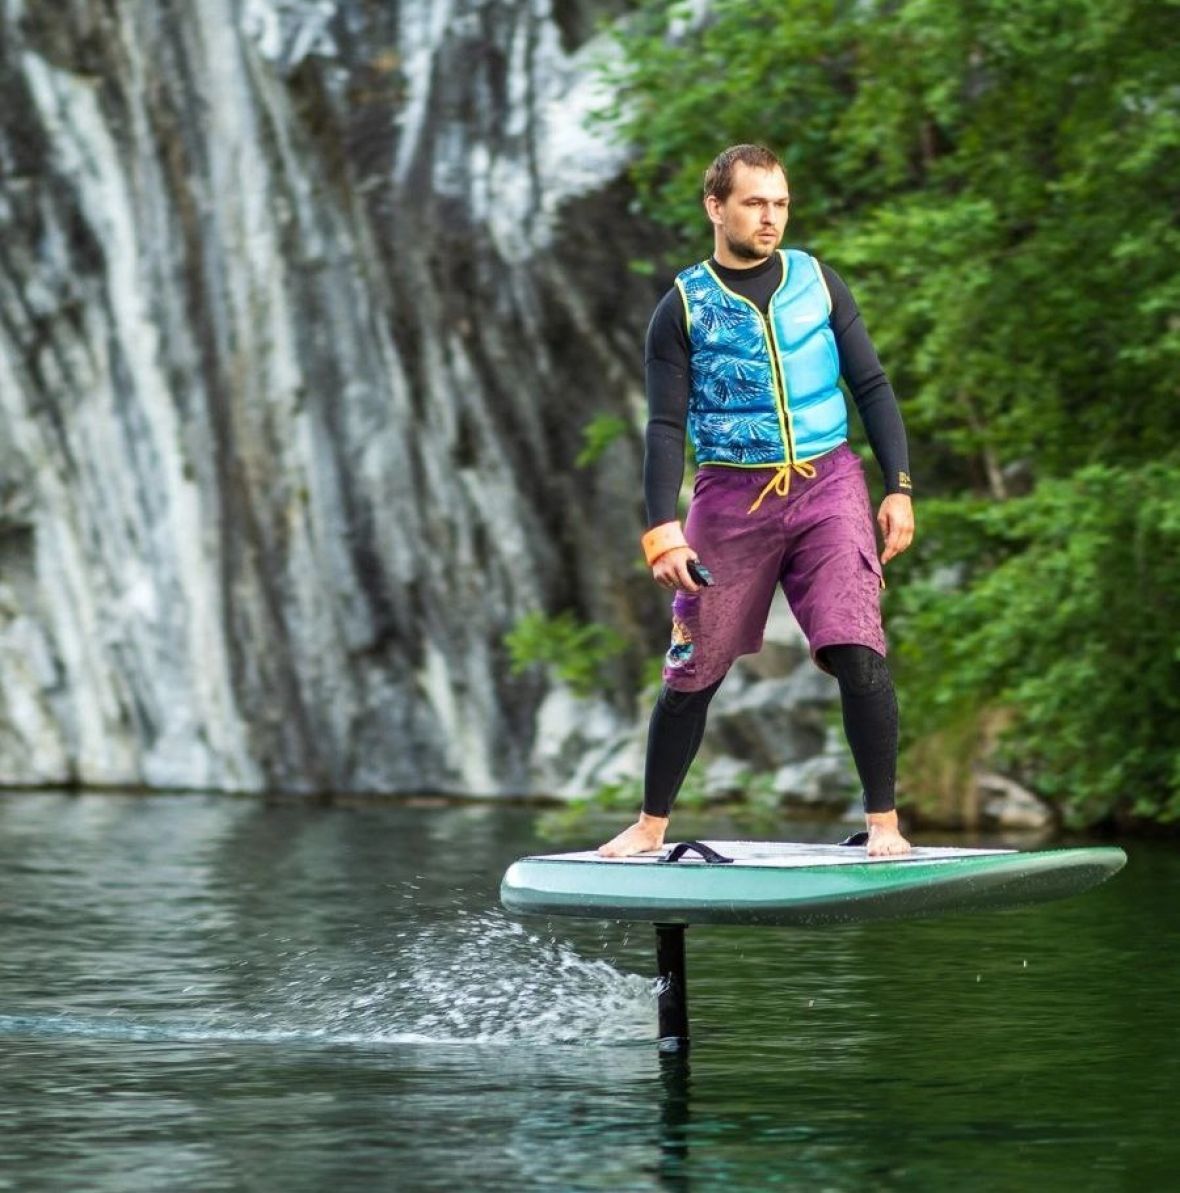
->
[500,840,1127,926]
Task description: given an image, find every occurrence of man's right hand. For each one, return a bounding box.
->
[653,546,701,593]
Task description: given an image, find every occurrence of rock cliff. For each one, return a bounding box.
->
[0,0,666,794]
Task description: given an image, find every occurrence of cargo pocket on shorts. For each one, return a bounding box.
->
[664,591,701,678]
[858,544,886,591]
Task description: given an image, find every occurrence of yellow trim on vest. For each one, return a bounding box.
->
[697,448,833,471]
[674,277,692,337]
[763,278,806,489]
[810,255,833,316]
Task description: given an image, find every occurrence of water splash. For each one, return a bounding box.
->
[0,911,656,1048]
[236,910,656,1046]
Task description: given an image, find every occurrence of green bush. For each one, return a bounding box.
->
[504,611,627,697]
[892,460,1180,825]
[575,413,632,468]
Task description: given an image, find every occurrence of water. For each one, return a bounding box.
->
[0,792,1175,1191]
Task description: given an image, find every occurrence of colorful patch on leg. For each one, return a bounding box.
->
[665,616,695,670]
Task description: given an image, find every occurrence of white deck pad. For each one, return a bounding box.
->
[534,841,1017,868]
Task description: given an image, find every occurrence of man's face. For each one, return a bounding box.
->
[706,163,790,262]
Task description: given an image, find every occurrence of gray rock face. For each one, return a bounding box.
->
[708,665,836,770]
[529,685,638,797]
[0,0,668,794]
[772,755,858,814]
[976,770,1055,830]
[701,754,753,803]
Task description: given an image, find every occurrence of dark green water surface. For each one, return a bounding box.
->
[0,793,1174,1191]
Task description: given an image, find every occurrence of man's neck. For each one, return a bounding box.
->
[712,246,774,271]
[710,251,780,280]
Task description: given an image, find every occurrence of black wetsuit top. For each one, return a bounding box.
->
[644,254,911,528]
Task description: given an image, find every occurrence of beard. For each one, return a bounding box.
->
[723,226,782,261]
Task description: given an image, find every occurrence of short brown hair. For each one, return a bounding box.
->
[703,144,786,201]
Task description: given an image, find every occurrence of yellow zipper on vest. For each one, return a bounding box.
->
[762,309,796,465]
[749,310,819,511]
[701,256,793,462]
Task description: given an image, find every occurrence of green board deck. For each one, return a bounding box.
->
[500,841,1127,926]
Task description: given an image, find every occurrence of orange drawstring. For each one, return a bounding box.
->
[746,460,818,513]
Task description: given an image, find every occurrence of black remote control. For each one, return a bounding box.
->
[687,559,714,586]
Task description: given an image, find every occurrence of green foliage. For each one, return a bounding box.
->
[599,0,1180,824]
[892,460,1180,824]
[575,413,632,468]
[504,611,627,697]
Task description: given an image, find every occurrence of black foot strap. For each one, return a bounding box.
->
[839,830,870,847]
[660,841,734,865]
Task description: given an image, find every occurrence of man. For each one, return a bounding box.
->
[600,144,915,859]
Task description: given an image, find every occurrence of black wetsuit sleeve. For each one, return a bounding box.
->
[643,287,692,528]
[821,263,913,496]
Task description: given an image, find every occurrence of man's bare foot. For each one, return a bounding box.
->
[867,823,912,856]
[598,813,669,858]
[865,809,912,857]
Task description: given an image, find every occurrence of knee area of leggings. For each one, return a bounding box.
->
[658,678,722,716]
[823,644,891,697]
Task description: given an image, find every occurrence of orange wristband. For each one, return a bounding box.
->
[641,521,689,566]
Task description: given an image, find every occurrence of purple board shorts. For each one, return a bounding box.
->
[663,442,886,691]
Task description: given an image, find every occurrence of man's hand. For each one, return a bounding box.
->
[877,493,914,566]
[653,546,700,593]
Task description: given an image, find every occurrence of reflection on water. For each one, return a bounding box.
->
[0,792,1175,1192]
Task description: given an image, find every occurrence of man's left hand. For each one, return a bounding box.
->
[877,493,914,566]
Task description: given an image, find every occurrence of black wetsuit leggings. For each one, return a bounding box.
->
[642,644,898,817]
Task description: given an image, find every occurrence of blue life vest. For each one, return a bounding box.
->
[675,249,847,467]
